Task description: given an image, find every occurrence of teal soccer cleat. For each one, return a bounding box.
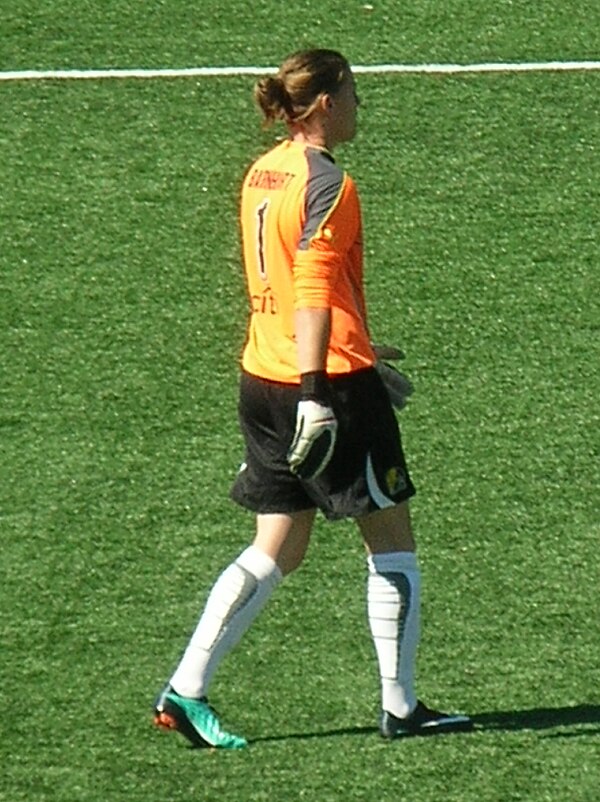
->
[154,685,247,749]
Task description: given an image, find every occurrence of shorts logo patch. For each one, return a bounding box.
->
[385,466,407,496]
[366,454,406,510]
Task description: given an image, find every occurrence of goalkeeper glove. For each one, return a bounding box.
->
[371,343,406,361]
[288,371,338,480]
[375,362,414,410]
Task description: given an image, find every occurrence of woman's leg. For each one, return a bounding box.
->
[169,507,316,699]
[358,502,420,719]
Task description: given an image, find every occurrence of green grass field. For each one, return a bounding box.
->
[1,3,599,800]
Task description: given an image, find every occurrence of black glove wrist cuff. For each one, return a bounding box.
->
[300,370,331,404]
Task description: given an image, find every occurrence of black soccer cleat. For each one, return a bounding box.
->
[380,700,474,738]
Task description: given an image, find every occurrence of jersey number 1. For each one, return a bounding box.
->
[255,199,270,281]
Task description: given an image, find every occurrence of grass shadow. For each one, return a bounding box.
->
[471,704,600,736]
[251,703,600,744]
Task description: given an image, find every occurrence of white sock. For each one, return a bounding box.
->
[367,551,421,718]
[170,545,282,698]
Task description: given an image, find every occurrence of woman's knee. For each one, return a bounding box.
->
[253,509,316,576]
[357,502,416,555]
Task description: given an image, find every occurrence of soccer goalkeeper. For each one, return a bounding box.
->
[154,48,472,748]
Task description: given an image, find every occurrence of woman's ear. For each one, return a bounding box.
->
[318,93,333,113]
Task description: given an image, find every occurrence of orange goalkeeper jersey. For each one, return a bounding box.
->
[240,139,376,383]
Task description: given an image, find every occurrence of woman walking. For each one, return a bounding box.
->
[154,48,472,748]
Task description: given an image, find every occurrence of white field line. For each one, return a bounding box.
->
[1,61,600,82]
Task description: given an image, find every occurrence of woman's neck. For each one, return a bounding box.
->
[289,121,334,152]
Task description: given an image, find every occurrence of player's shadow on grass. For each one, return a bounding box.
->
[253,704,600,744]
[471,704,600,739]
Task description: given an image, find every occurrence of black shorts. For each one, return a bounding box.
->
[230,367,416,520]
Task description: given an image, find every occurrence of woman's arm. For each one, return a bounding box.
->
[294,307,331,374]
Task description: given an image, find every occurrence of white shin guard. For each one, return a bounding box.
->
[170,545,282,699]
[367,551,421,718]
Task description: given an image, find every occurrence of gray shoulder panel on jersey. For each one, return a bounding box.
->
[297,148,344,251]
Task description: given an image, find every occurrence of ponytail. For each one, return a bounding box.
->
[254,75,294,127]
